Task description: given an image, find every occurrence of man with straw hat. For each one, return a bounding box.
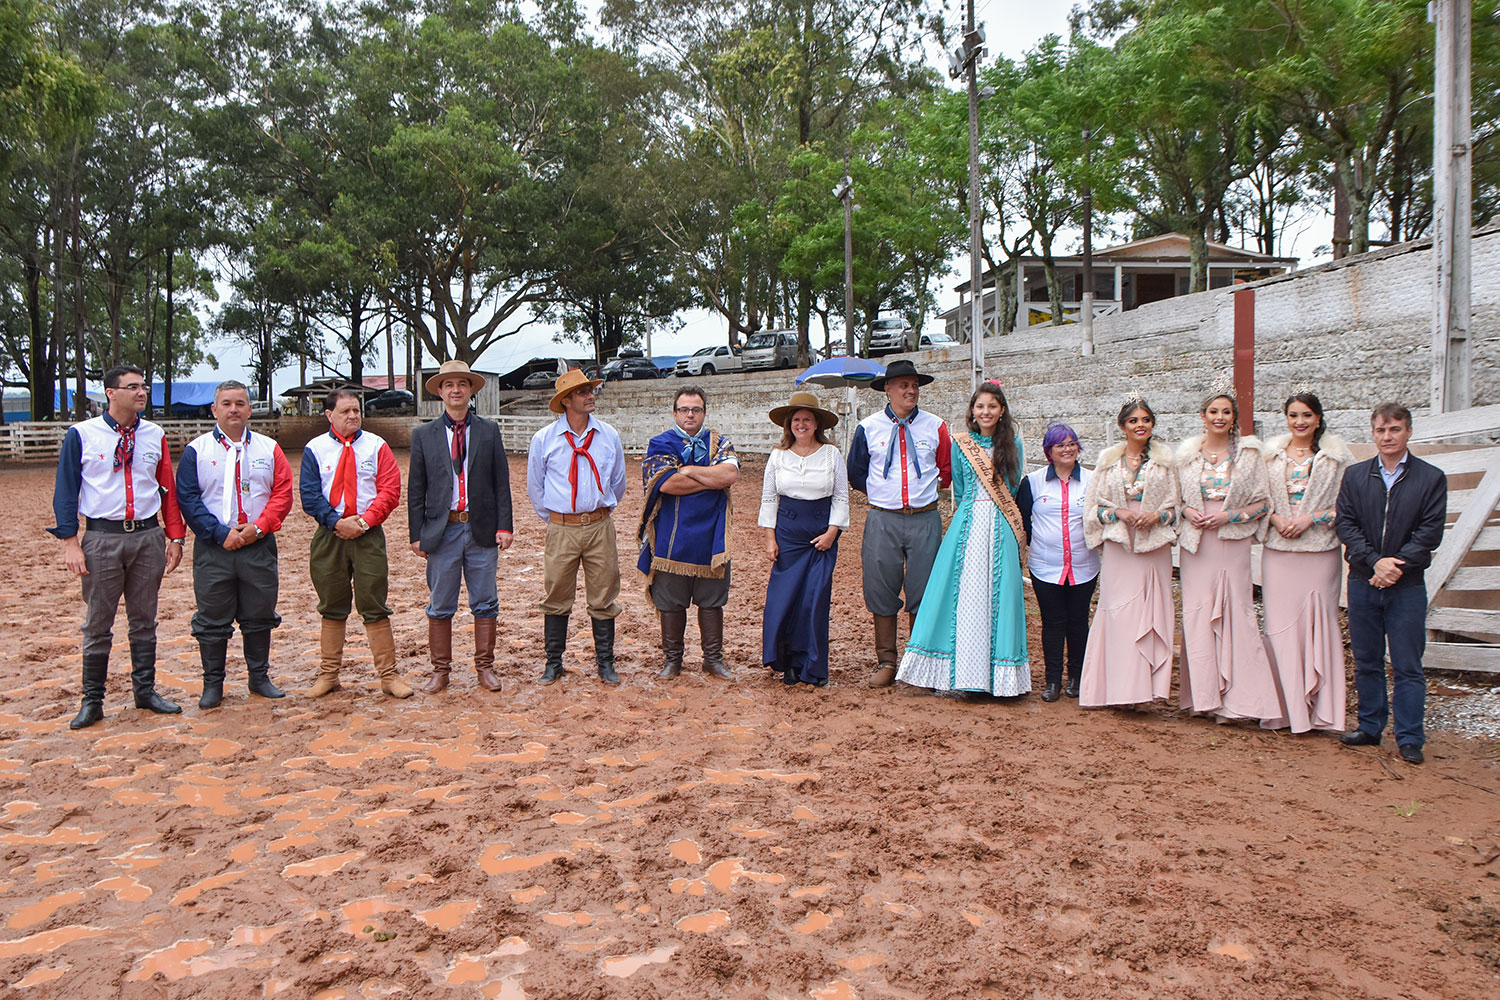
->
[527,368,628,684]
[637,385,739,680]
[846,358,951,686]
[409,361,514,694]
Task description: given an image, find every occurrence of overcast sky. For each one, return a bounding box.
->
[197,3,1334,390]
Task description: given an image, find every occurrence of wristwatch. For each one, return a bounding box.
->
[252,524,264,538]
[356,516,370,531]
[168,537,185,545]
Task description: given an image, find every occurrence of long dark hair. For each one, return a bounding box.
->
[1284,392,1326,453]
[967,382,1019,486]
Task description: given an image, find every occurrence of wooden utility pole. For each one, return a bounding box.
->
[1431,0,1472,412]
[949,2,986,392]
[1080,125,1095,356]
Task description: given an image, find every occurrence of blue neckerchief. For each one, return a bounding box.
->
[882,405,922,479]
[671,425,709,464]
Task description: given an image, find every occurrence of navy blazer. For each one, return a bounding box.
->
[408,413,513,553]
[1335,453,1447,589]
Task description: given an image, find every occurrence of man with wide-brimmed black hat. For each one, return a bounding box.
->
[409,360,514,694]
[847,358,951,686]
[526,368,628,684]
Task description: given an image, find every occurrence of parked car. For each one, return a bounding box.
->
[743,329,800,370]
[250,399,282,419]
[866,315,915,355]
[521,370,556,389]
[916,330,957,351]
[675,345,745,377]
[600,356,662,381]
[366,388,415,414]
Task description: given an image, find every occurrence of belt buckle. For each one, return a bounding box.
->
[124,519,136,533]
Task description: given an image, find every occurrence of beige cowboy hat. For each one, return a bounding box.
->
[548,368,605,413]
[424,360,485,396]
[769,391,838,431]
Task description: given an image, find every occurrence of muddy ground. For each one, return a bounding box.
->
[0,452,1497,1000]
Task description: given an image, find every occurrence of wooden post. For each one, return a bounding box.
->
[1233,283,1254,437]
[1431,0,1473,412]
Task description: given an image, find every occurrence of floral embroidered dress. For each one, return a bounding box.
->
[896,431,1029,695]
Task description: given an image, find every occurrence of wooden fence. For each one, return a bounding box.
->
[0,420,261,463]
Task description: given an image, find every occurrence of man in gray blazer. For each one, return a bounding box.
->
[409,361,514,693]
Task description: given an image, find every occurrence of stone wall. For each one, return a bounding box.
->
[539,225,1500,460]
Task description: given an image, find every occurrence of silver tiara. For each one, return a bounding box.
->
[1206,369,1236,400]
[1289,380,1316,398]
[1119,391,1149,409]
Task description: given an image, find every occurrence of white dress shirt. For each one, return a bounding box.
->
[526,414,627,520]
[759,444,850,529]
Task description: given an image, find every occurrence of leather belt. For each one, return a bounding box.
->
[876,502,938,516]
[448,510,470,523]
[86,515,160,533]
[549,508,612,526]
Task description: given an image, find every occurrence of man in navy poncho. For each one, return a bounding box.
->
[637,385,739,679]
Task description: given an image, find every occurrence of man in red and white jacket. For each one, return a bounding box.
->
[299,388,412,699]
[49,364,188,729]
[177,381,294,709]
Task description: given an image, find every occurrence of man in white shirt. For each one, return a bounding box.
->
[527,369,628,684]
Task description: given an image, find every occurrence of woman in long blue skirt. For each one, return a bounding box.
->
[759,392,849,686]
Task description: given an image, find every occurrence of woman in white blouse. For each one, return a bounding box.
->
[759,391,850,687]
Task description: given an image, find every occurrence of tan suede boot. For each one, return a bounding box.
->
[419,617,453,694]
[474,618,502,692]
[310,618,346,697]
[870,614,899,687]
[367,618,413,699]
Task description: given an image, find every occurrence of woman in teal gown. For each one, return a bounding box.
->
[896,380,1030,696]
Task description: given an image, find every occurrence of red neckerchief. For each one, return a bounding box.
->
[327,429,359,518]
[563,428,601,511]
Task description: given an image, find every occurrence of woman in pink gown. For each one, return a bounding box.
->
[1175,391,1281,722]
[1079,398,1180,708]
[1261,392,1352,733]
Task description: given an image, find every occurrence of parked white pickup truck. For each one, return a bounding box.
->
[675,345,745,377]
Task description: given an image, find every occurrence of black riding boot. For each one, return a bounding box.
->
[69,654,109,730]
[540,614,568,684]
[243,630,286,698]
[593,617,619,685]
[130,641,181,715]
[197,637,228,709]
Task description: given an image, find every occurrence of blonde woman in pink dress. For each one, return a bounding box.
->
[1261,392,1353,733]
[1079,398,1180,708]
[1175,391,1281,722]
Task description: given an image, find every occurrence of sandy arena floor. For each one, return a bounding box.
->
[0,452,1497,999]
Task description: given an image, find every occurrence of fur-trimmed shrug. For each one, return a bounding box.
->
[1082,438,1180,554]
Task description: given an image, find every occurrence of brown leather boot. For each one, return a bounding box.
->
[658,610,686,678]
[699,607,732,679]
[367,618,413,699]
[870,614,899,687]
[309,618,346,697]
[474,617,502,692]
[419,617,453,694]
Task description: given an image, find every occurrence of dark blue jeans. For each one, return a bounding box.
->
[1346,577,1426,748]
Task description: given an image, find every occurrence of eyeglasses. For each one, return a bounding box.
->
[109,383,150,393]
[674,406,705,415]
[573,387,597,398]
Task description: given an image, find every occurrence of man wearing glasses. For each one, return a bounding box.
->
[636,386,738,679]
[527,369,627,684]
[49,365,188,729]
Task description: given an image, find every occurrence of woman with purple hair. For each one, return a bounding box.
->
[1017,423,1101,702]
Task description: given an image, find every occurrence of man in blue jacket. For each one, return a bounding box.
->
[1335,402,1448,765]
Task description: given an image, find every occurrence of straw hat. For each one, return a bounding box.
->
[768,391,838,431]
[424,360,485,396]
[548,368,605,414]
[869,358,934,391]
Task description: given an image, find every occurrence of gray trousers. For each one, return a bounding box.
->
[80,526,167,659]
[425,521,499,619]
[860,507,942,616]
[191,535,282,641]
[649,566,731,612]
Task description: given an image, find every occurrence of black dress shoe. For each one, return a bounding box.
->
[1340,729,1382,747]
[1041,682,1061,703]
[1398,744,1424,765]
[1064,679,1080,698]
[782,670,799,686]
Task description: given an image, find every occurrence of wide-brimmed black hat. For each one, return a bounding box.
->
[869,358,934,391]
